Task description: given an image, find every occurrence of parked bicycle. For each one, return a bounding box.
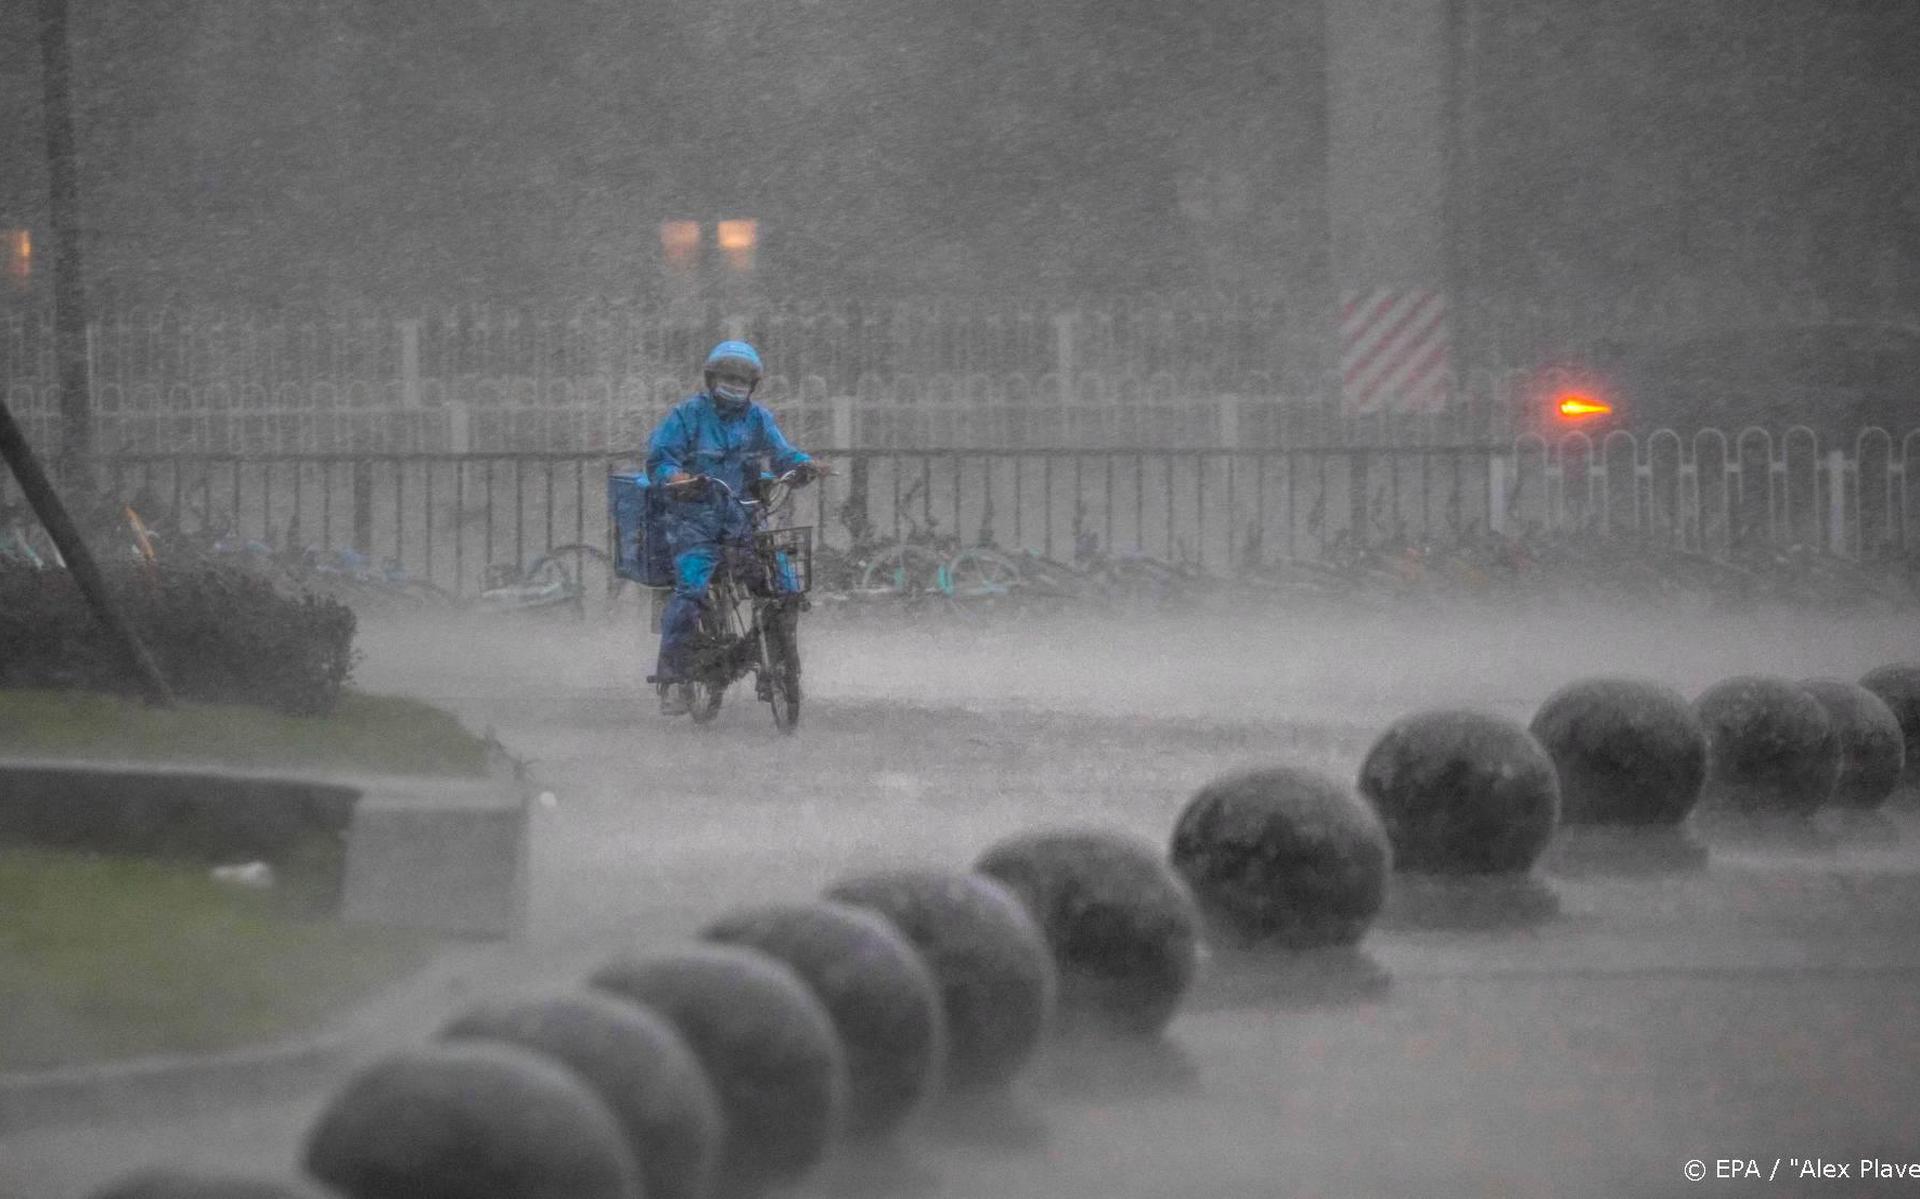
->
[474,543,628,620]
[651,469,817,733]
[0,501,55,570]
[845,476,963,611]
[937,530,1195,619]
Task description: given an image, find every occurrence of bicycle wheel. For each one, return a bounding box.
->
[811,542,863,594]
[855,543,947,606]
[686,676,725,723]
[1014,552,1093,603]
[476,555,575,614]
[1101,554,1185,612]
[686,604,730,724]
[539,543,628,621]
[940,547,1023,621]
[760,603,802,733]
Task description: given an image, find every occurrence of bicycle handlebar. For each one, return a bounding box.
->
[663,467,823,527]
[664,466,819,501]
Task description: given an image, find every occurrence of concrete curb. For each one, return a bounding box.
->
[0,754,535,1132]
[337,771,532,938]
[0,941,508,1134]
[0,756,532,938]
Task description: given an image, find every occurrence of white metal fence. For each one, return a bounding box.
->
[4,370,1522,457]
[2,290,1864,397]
[1506,425,1918,559]
[0,299,1326,398]
[13,294,1902,456]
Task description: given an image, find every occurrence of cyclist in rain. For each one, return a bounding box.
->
[647,339,829,715]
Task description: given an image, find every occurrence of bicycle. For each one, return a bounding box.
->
[0,501,55,570]
[844,475,962,611]
[475,543,628,620]
[290,545,459,611]
[649,468,818,733]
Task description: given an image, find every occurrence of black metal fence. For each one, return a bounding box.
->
[75,447,1496,596]
[47,427,1908,599]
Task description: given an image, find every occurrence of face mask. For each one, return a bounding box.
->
[712,383,752,410]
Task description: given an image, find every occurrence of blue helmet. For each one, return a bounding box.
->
[702,340,763,414]
[703,340,763,375]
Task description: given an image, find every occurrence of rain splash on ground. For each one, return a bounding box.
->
[4,600,1919,1197]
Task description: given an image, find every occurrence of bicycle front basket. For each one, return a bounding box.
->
[753,526,813,595]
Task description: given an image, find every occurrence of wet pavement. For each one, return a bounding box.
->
[4,605,1919,1198]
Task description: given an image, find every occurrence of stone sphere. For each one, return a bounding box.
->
[1528,677,1707,825]
[589,944,846,1195]
[1801,678,1906,810]
[1169,766,1390,949]
[303,1041,639,1199]
[91,1172,338,1199]
[1860,662,1920,789]
[700,900,945,1138]
[1694,675,1840,815]
[439,990,724,1199]
[1356,709,1561,873]
[973,828,1203,1038]
[825,869,1055,1091]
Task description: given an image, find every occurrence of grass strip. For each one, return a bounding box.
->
[0,688,492,778]
[0,846,436,1072]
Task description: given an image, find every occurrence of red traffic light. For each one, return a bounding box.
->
[1554,392,1613,421]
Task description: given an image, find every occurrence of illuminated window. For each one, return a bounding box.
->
[660,219,700,272]
[4,228,28,288]
[716,219,757,273]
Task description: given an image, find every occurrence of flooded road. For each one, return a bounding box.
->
[4,603,1919,1197]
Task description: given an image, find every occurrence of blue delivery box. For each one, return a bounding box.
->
[608,469,674,588]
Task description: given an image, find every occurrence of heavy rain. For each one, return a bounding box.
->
[2,1,1919,1196]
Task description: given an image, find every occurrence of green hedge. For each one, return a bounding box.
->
[0,560,357,716]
